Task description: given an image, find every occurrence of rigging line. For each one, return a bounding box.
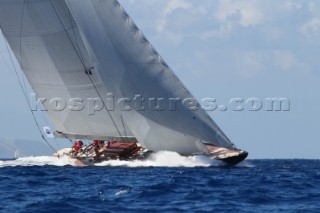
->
[19,0,29,100]
[68,8,85,67]
[19,0,25,68]
[120,115,128,138]
[1,48,61,150]
[49,0,86,69]
[45,124,61,149]
[1,27,58,154]
[86,72,125,142]
[60,132,74,145]
[37,102,61,149]
[49,1,125,141]
[43,124,61,149]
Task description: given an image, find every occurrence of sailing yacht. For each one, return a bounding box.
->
[0,0,248,165]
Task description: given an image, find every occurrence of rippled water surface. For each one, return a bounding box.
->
[0,153,319,212]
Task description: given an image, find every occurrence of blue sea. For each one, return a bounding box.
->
[0,152,319,212]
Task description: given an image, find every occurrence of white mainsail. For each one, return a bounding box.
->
[0,0,236,154]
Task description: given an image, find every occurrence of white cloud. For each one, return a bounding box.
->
[201,0,264,39]
[157,0,193,33]
[282,1,302,11]
[120,0,317,78]
[201,23,234,39]
[163,0,193,16]
[154,31,184,46]
[298,1,320,42]
[214,0,263,27]
[307,1,320,15]
[300,18,320,40]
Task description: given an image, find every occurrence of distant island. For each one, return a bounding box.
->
[0,139,53,159]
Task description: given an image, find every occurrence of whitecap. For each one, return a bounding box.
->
[115,189,130,196]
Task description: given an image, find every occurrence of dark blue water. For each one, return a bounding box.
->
[0,159,319,212]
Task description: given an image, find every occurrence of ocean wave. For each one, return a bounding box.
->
[0,151,224,168]
[0,156,75,167]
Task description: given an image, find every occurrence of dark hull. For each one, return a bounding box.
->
[74,150,248,166]
[219,151,248,165]
[56,142,248,166]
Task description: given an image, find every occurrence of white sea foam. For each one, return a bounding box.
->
[95,151,222,168]
[0,151,227,168]
[115,189,130,196]
[0,155,75,167]
[235,160,255,168]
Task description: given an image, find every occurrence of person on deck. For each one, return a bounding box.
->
[93,140,105,160]
[70,141,84,157]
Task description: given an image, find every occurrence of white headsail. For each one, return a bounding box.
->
[0,0,235,154]
[0,0,129,139]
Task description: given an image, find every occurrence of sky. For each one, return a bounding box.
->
[0,0,319,159]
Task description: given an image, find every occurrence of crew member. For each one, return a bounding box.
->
[70,140,84,157]
[93,140,105,160]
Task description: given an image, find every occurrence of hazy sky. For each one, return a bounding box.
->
[0,0,319,159]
